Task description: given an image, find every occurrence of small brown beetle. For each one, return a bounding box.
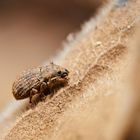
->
[12,63,69,103]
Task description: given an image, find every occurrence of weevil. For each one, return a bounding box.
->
[12,63,69,103]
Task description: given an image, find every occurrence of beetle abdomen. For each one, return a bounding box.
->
[12,68,42,100]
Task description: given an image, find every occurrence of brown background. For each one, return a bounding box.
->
[0,0,102,110]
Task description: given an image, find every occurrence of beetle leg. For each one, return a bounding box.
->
[40,82,47,93]
[50,77,57,81]
[39,82,48,100]
[30,88,38,103]
[47,88,55,99]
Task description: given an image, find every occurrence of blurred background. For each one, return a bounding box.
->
[0,0,105,110]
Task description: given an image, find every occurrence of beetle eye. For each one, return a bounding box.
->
[57,71,61,75]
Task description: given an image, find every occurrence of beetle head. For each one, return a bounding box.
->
[44,63,69,88]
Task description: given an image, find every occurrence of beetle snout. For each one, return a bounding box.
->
[61,69,69,78]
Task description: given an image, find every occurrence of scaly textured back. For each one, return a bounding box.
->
[12,67,42,100]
